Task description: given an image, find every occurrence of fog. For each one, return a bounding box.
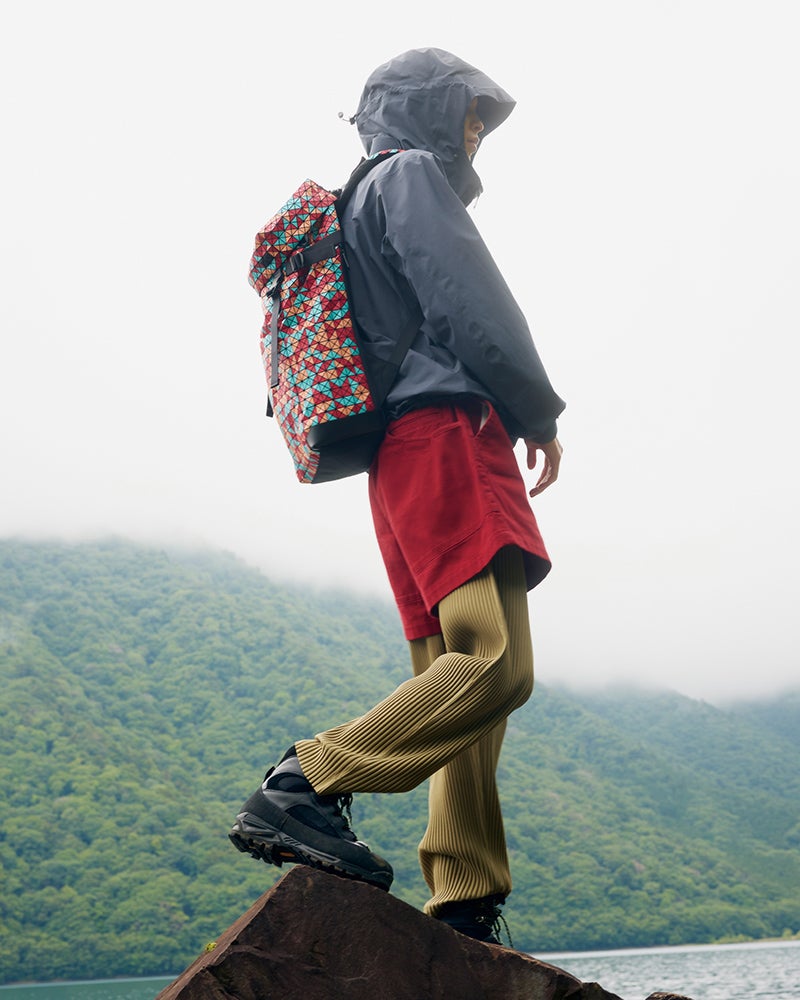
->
[2,1,798,705]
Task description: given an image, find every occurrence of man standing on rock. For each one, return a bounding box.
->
[230,47,565,945]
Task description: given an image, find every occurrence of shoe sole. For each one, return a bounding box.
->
[228,811,393,892]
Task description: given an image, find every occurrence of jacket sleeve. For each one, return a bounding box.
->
[374,150,565,442]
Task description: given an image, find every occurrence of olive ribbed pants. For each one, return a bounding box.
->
[295,545,534,914]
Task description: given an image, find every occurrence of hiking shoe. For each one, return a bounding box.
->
[228,747,393,891]
[436,894,511,946]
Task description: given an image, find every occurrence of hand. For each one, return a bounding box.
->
[526,437,563,497]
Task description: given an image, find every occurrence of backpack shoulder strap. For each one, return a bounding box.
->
[336,149,422,407]
[335,149,402,215]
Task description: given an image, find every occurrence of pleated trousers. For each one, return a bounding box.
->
[296,545,534,913]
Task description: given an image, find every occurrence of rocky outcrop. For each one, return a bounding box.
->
[156,867,693,1000]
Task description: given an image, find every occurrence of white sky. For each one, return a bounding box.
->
[1,1,798,705]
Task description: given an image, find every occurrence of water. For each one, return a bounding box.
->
[0,941,797,999]
[0,979,173,1000]
[539,939,800,999]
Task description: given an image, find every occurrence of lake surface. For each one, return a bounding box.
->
[0,980,173,1000]
[0,939,797,999]
[539,938,800,999]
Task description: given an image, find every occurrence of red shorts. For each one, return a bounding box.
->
[368,400,551,640]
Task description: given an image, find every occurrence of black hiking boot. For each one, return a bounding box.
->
[228,747,393,891]
[436,894,511,946]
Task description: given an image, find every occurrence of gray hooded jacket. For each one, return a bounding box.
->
[341,48,565,443]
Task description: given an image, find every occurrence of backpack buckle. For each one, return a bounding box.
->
[285,250,306,276]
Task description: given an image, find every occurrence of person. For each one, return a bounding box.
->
[230,47,566,945]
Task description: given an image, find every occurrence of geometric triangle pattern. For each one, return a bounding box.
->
[249,178,378,483]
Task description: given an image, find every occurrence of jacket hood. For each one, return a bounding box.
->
[354,48,515,205]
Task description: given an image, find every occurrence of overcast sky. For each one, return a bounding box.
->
[2,1,798,705]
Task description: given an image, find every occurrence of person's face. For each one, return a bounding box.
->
[463,97,485,159]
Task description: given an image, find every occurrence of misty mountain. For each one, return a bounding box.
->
[0,538,797,984]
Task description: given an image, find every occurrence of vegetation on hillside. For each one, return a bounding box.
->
[0,538,797,984]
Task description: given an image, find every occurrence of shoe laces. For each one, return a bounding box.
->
[476,900,514,948]
[334,792,354,829]
[318,791,360,843]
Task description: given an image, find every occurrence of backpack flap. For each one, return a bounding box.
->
[249,182,339,298]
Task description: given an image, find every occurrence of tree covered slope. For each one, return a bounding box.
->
[0,538,797,984]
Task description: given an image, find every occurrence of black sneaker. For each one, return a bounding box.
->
[228,747,393,891]
[436,894,511,946]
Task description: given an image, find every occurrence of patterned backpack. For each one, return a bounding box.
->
[248,150,420,484]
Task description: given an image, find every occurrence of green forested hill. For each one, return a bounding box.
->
[0,538,798,984]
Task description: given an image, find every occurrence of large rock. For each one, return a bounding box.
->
[156,867,691,1000]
